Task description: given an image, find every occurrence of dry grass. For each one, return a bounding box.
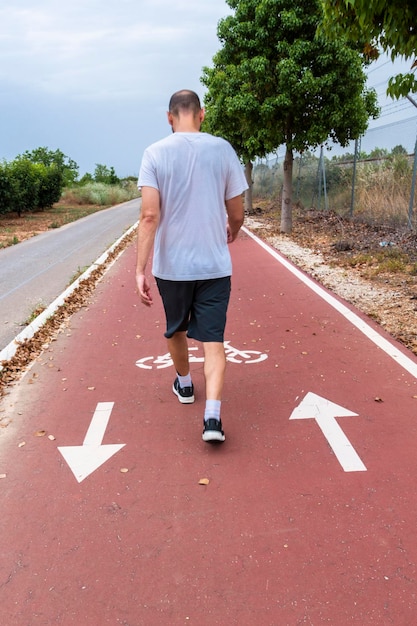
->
[0,202,111,248]
[355,164,413,227]
[60,181,138,207]
[250,200,417,279]
[254,156,416,229]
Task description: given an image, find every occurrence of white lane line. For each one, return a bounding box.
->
[0,222,138,370]
[243,226,417,380]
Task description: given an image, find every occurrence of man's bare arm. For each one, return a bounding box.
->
[136,186,160,306]
[225,194,245,243]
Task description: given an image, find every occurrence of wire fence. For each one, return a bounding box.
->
[253,115,417,230]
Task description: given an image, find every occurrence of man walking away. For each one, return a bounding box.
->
[136,89,248,443]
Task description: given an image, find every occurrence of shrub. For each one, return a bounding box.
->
[36,163,64,209]
[0,162,13,215]
[60,181,139,206]
[0,157,67,216]
[8,159,40,216]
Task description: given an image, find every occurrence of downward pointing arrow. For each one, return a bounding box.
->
[290,392,366,472]
[58,402,125,483]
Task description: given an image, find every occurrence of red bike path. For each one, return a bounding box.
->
[1,227,417,625]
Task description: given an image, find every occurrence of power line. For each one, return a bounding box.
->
[378,102,414,118]
[380,99,409,111]
[368,115,417,132]
[371,80,390,90]
[379,108,413,120]
[380,96,407,106]
[366,59,392,75]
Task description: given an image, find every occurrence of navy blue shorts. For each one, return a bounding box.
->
[155,277,231,342]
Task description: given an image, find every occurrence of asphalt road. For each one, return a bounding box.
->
[0,198,140,351]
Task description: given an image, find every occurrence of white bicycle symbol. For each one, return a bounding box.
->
[135,340,268,370]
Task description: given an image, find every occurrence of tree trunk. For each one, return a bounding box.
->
[280,145,293,233]
[244,161,253,214]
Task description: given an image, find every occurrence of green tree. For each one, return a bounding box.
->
[369,147,389,159]
[94,164,110,183]
[320,0,417,98]
[108,166,120,185]
[202,0,379,232]
[391,145,408,156]
[202,60,274,214]
[94,164,120,185]
[22,147,79,186]
[79,172,94,186]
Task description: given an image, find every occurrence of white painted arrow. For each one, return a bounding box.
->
[58,402,125,483]
[290,392,366,472]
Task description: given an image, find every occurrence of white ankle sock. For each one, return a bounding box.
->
[204,399,221,422]
[177,372,192,388]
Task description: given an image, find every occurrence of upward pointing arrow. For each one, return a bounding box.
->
[58,402,125,483]
[290,392,366,472]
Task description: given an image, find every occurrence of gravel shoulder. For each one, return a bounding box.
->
[245,211,417,357]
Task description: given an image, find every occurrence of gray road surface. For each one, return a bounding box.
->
[0,198,140,351]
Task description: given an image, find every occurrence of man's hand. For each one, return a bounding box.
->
[136,273,153,306]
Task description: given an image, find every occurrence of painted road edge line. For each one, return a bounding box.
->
[0,221,138,371]
[243,226,417,380]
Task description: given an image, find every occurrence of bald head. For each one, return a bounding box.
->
[168,90,202,117]
[167,90,204,132]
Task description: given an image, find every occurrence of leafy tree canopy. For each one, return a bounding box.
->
[19,147,79,185]
[202,0,378,162]
[320,0,417,98]
[201,0,379,232]
[93,164,120,185]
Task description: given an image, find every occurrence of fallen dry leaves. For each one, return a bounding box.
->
[249,204,417,357]
[0,230,135,398]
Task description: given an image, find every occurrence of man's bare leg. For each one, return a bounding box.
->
[168,331,194,403]
[167,331,189,376]
[203,341,226,400]
[202,341,226,442]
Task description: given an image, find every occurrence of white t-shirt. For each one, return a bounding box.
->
[138,132,248,281]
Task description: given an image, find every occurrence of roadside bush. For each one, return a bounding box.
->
[0,157,66,216]
[0,147,75,217]
[36,164,64,209]
[8,159,41,216]
[60,181,139,206]
[0,162,13,215]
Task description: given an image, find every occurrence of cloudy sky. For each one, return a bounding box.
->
[0,0,231,177]
[1,1,416,178]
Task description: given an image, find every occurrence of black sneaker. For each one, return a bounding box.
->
[172,377,195,404]
[202,418,225,443]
